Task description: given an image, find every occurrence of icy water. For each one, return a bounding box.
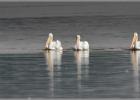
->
[0,1,140,98]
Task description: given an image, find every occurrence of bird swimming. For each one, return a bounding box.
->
[74,35,89,51]
[130,32,140,50]
[44,33,63,50]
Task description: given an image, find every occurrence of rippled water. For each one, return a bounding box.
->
[0,50,139,98]
[0,2,140,98]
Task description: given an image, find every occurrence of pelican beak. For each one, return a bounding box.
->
[50,35,53,42]
[46,35,51,48]
[48,36,51,44]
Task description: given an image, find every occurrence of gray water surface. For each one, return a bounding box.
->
[0,2,140,98]
[0,50,139,98]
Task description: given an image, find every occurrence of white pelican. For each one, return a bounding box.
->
[74,35,89,51]
[130,32,140,50]
[45,33,63,50]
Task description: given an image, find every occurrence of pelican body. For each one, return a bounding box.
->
[45,33,63,50]
[74,35,89,51]
[130,32,140,50]
[133,41,140,50]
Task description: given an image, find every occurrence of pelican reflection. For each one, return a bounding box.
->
[44,50,63,97]
[131,51,140,95]
[74,50,89,80]
[44,50,63,74]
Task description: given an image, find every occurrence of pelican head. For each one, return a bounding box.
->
[45,33,54,48]
[49,33,53,38]
[48,33,53,41]
[76,35,81,40]
[134,32,138,37]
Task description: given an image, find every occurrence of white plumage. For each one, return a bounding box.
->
[45,33,63,50]
[74,35,89,51]
[130,32,140,50]
[135,41,140,50]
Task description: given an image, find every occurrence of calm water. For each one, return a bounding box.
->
[0,2,140,98]
[0,50,139,98]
